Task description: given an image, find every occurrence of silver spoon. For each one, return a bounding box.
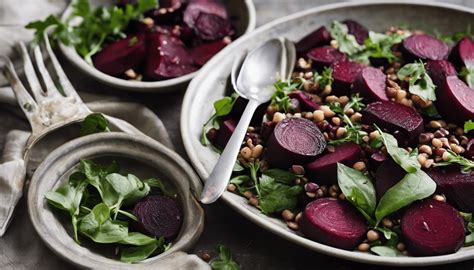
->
[200,38,296,204]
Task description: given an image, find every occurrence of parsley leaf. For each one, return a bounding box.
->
[210,245,240,270]
[397,61,437,101]
[354,31,409,64]
[460,67,474,88]
[329,21,363,56]
[80,113,110,136]
[258,174,303,214]
[328,114,367,146]
[271,80,302,112]
[465,120,474,133]
[313,67,333,89]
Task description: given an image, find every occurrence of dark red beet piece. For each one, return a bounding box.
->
[449,37,474,69]
[305,143,361,185]
[436,76,474,124]
[288,91,320,111]
[307,46,347,70]
[343,19,369,45]
[466,139,474,159]
[92,35,146,76]
[266,118,326,168]
[145,33,197,80]
[331,60,365,96]
[401,34,449,61]
[183,0,229,30]
[375,159,406,201]
[133,195,182,241]
[215,119,236,149]
[194,12,232,40]
[353,66,388,102]
[299,198,367,250]
[425,166,474,213]
[362,101,424,146]
[401,199,465,256]
[190,39,229,66]
[369,150,387,170]
[229,97,268,126]
[295,26,331,54]
[425,60,457,86]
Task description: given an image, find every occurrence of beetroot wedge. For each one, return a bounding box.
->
[425,60,457,86]
[343,19,369,45]
[92,34,146,76]
[362,101,424,146]
[425,166,474,213]
[266,118,326,168]
[133,195,182,241]
[305,143,361,185]
[436,76,474,124]
[145,33,197,80]
[194,12,232,40]
[401,199,465,256]
[307,46,347,70]
[331,60,365,95]
[295,26,331,54]
[300,198,367,250]
[449,37,474,69]
[375,159,406,200]
[353,66,388,102]
[215,119,236,149]
[288,91,320,111]
[401,34,449,61]
[190,39,229,66]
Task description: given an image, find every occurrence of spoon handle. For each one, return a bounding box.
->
[200,99,261,204]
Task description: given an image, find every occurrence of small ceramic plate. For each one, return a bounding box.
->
[28,132,208,269]
[58,0,257,93]
[180,1,474,266]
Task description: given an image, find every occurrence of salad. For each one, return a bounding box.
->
[27,0,234,81]
[202,19,474,257]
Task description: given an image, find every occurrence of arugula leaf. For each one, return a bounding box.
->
[376,127,420,173]
[375,170,436,224]
[45,172,88,242]
[329,21,363,56]
[121,237,165,263]
[80,113,110,136]
[210,245,240,270]
[397,61,437,101]
[258,174,303,214]
[337,163,376,224]
[460,67,474,88]
[465,120,474,133]
[433,150,474,172]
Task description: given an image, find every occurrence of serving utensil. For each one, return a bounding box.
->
[200,38,295,204]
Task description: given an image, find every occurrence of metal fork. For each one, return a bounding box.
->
[0,32,146,159]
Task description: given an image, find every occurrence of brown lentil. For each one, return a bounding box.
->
[332,117,341,126]
[353,161,366,171]
[367,230,380,242]
[272,112,286,123]
[227,184,237,192]
[295,212,303,223]
[396,242,406,252]
[240,147,252,159]
[321,105,336,118]
[287,221,299,230]
[251,145,264,158]
[418,145,432,155]
[326,95,339,104]
[431,138,443,148]
[350,112,362,123]
[338,193,346,200]
[358,243,370,252]
[433,194,446,202]
[243,191,253,199]
[313,110,325,122]
[282,209,295,221]
[451,144,464,154]
[249,196,259,207]
[382,218,393,228]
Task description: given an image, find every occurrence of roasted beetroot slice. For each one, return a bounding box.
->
[145,33,197,80]
[362,101,424,146]
[300,198,367,250]
[133,195,182,241]
[215,119,236,149]
[449,37,474,69]
[425,60,457,86]
[375,159,406,201]
[296,26,331,54]
[343,19,369,45]
[436,76,474,124]
[307,46,347,70]
[190,39,229,66]
[425,166,474,213]
[92,35,146,76]
[401,199,465,256]
[194,13,232,40]
[401,34,449,61]
[266,118,326,168]
[353,66,388,102]
[184,0,228,28]
[305,143,361,185]
[331,60,365,96]
[288,91,320,111]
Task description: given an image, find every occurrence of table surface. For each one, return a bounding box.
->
[3,0,474,269]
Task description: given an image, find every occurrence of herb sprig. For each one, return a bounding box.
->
[201,95,238,146]
[328,94,367,146]
[433,150,474,172]
[210,245,240,270]
[397,61,437,101]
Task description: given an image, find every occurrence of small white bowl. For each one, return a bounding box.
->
[59,0,256,93]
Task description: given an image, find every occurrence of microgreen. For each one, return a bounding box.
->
[397,61,437,101]
[210,245,240,270]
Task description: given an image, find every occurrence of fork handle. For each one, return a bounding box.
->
[200,99,260,204]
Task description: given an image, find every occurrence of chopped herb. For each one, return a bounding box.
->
[328,114,367,146]
[80,113,110,136]
[433,150,474,172]
[313,67,333,89]
[210,245,240,270]
[270,80,302,112]
[459,67,474,88]
[353,31,409,64]
[329,21,363,56]
[464,120,474,133]
[397,61,437,101]
[328,93,365,114]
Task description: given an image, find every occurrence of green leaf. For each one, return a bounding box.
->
[213,97,234,117]
[397,61,437,101]
[465,234,474,247]
[119,232,158,246]
[433,150,474,172]
[258,175,303,214]
[459,67,474,88]
[329,21,363,56]
[370,246,402,257]
[210,245,240,270]
[464,120,474,133]
[313,67,333,89]
[354,31,409,64]
[79,203,129,243]
[375,170,436,223]
[233,161,245,172]
[337,163,376,222]
[120,241,161,263]
[80,113,110,136]
[376,127,420,173]
[143,177,166,194]
[262,169,298,185]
